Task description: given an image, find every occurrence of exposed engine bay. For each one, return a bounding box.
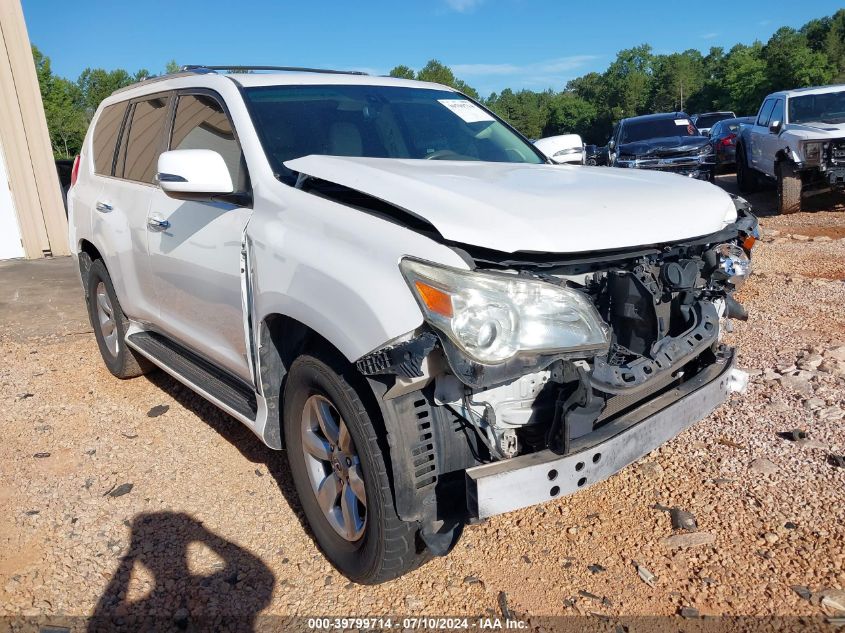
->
[359,197,757,467]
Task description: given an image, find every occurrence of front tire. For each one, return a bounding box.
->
[86,259,153,379]
[283,352,425,584]
[776,161,802,214]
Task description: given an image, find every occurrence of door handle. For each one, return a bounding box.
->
[147,216,171,231]
[95,201,113,213]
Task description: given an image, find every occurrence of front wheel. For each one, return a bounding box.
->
[776,161,802,214]
[283,353,426,583]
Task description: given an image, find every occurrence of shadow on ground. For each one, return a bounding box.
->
[142,371,309,538]
[88,511,274,632]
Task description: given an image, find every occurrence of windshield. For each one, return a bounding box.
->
[694,113,733,129]
[621,117,699,143]
[243,85,543,183]
[788,91,845,124]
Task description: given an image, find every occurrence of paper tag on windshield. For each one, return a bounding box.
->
[438,99,495,123]
[674,118,691,126]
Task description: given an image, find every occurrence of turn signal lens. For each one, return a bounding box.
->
[742,236,757,251]
[414,280,453,318]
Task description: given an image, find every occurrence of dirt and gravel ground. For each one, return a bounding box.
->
[1,177,844,631]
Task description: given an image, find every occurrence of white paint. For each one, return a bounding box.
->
[0,141,24,260]
[437,99,494,123]
[285,155,737,254]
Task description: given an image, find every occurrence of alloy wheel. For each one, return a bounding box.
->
[300,394,367,541]
[95,282,119,357]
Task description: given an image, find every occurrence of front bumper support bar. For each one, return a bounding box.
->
[465,356,745,519]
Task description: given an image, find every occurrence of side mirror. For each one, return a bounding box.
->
[769,120,782,135]
[157,149,233,199]
[608,139,616,150]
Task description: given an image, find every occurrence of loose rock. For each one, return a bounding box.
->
[661,532,716,549]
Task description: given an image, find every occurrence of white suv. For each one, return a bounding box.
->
[68,65,755,583]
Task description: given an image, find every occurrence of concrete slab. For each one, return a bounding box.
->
[0,256,89,341]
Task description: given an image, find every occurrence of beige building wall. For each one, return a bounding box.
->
[0,0,69,258]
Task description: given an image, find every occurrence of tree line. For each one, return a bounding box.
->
[35,9,845,158]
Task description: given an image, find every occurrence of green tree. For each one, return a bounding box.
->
[415,59,479,98]
[763,27,833,90]
[649,51,705,112]
[388,65,415,79]
[486,89,551,139]
[76,67,134,114]
[33,46,86,158]
[721,43,769,115]
[545,92,597,139]
[165,59,181,74]
[603,44,655,119]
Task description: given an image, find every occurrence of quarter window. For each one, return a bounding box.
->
[120,96,170,184]
[92,103,126,175]
[170,94,247,191]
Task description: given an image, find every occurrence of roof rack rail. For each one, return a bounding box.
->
[180,65,369,76]
[110,64,370,97]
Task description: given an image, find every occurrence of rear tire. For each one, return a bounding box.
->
[86,259,153,379]
[776,161,802,215]
[736,145,760,193]
[283,352,426,584]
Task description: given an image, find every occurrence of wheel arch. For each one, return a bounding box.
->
[77,238,104,299]
[256,313,391,452]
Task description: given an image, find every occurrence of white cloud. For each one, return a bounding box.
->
[443,0,484,13]
[700,32,719,39]
[449,55,599,92]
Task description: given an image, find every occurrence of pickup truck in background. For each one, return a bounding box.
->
[736,85,845,214]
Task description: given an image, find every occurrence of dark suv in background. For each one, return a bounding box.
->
[608,112,715,180]
[691,111,737,136]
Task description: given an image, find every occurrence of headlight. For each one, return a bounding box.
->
[802,141,824,165]
[400,259,609,364]
[698,143,714,155]
[713,243,752,288]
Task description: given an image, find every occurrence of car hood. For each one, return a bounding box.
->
[785,121,845,139]
[284,156,737,254]
[618,135,711,158]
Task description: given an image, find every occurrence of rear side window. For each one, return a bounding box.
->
[171,94,247,191]
[92,103,126,175]
[120,96,170,184]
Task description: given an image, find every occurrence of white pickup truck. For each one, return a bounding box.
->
[737,84,845,214]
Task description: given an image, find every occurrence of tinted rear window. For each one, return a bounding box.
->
[120,96,170,184]
[92,103,126,175]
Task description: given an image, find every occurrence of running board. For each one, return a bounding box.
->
[126,331,258,424]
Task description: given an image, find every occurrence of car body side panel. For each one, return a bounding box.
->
[248,183,469,362]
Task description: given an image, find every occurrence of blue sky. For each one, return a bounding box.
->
[22,0,842,97]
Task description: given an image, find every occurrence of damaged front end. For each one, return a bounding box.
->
[616,141,716,180]
[357,197,757,535]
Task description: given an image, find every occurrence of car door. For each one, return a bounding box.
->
[757,98,784,177]
[147,90,254,382]
[91,95,171,324]
[748,98,775,172]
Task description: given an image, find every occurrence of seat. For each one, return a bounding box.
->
[328,122,363,156]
